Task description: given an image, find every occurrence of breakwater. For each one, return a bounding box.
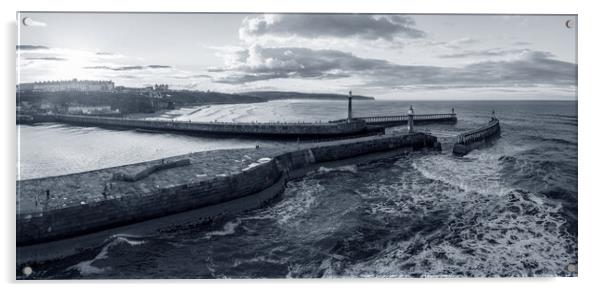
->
[452,118,501,156]
[17,132,438,249]
[330,113,457,127]
[27,114,382,140]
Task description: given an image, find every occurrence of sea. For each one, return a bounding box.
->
[17,99,578,278]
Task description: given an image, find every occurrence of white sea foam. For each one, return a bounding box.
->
[340,187,576,277]
[232,254,288,268]
[68,235,147,276]
[204,219,241,239]
[251,178,322,226]
[315,165,357,174]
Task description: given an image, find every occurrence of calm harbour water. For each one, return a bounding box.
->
[18,99,578,278]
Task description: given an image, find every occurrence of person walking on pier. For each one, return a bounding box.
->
[103,183,110,199]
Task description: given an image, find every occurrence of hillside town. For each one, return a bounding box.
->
[17,79,175,115]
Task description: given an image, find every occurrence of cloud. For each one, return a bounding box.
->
[239,14,425,42]
[25,57,67,61]
[84,65,172,71]
[84,65,142,71]
[172,74,212,79]
[211,45,576,91]
[366,51,575,89]
[438,48,539,59]
[147,65,172,69]
[17,45,50,51]
[22,17,47,27]
[210,45,387,83]
[115,75,138,79]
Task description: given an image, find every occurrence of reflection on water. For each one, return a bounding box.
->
[17,124,259,180]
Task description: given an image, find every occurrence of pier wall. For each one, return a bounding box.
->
[17,133,437,246]
[31,114,375,138]
[17,160,283,245]
[452,118,501,156]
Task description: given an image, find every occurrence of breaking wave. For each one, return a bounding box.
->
[68,234,147,276]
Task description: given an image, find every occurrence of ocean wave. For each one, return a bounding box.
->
[232,254,289,269]
[412,154,508,196]
[498,153,577,196]
[536,113,577,120]
[262,179,322,226]
[521,135,577,146]
[314,165,358,174]
[332,188,577,278]
[67,234,147,276]
[204,219,242,239]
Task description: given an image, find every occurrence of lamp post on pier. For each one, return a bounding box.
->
[347,90,353,123]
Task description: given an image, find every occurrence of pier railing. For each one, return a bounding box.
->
[456,118,500,145]
[330,113,457,125]
[358,113,456,123]
[47,114,357,127]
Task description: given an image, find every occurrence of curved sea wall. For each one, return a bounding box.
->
[452,118,501,156]
[30,114,378,139]
[17,133,437,246]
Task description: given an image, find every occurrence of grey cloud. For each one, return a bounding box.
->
[213,46,576,90]
[438,48,547,59]
[172,74,212,79]
[240,14,425,41]
[367,51,575,89]
[212,46,389,84]
[115,75,138,79]
[84,65,143,71]
[84,65,172,71]
[445,37,480,48]
[96,52,115,56]
[17,45,50,51]
[25,57,67,61]
[147,65,172,69]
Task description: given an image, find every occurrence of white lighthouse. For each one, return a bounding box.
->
[408,105,415,133]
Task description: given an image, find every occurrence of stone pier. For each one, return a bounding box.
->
[27,114,383,140]
[452,117,501,156]
[17,132,438,251]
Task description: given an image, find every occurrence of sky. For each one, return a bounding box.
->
[16,13,577,100]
